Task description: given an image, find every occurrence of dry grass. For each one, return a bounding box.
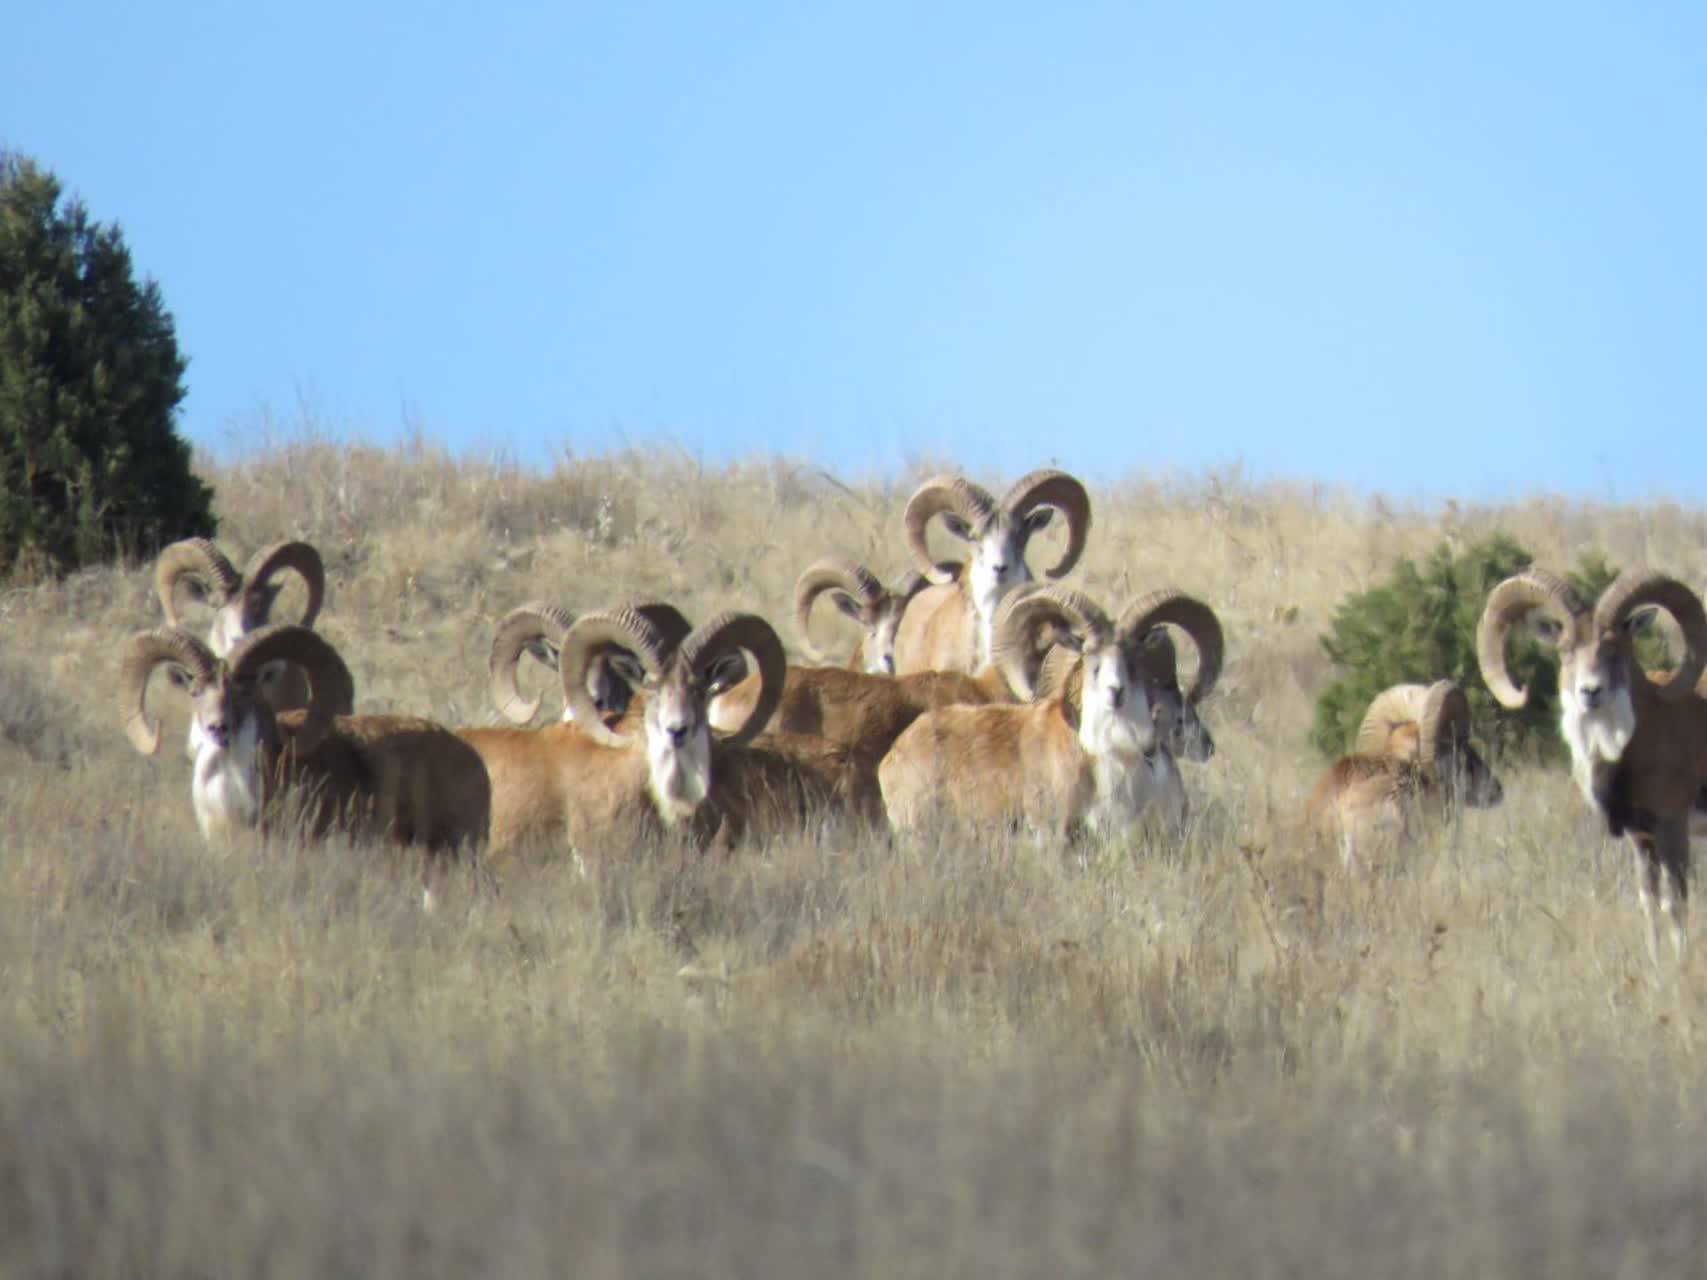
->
[4,439,1707,1275]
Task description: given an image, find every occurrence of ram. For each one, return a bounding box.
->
[890,470,1091,674]
[1302,680,1503,870]
[1032,588,1224,830]
[120,623,490,854]
[793,558,931,676]
[1477,568,1707,963]
[487,600,635,727]
[154,538,327,715]
[879,586,1202,839]
[462,605,867,857]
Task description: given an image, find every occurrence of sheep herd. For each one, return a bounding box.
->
[120,468,1707,966]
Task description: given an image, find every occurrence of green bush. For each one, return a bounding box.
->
[1311,535,1628,765]
[0,151,215,578]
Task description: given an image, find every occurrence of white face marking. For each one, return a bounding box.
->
[865,610,901,675]
[190,713,264,841]
[208,606,247,657]
[1554,629,1637,806]
[644,682,711,825]
[1077,647,1154,765]
[1560,683,1636,804]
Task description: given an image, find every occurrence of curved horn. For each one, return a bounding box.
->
[1594,571,1707,702]
[1035,642,1081,700]
[793,559,884,662]
[489,602,578,725]
[1354,684,1431,757]
[1116,590,1224,703]
[118,627,216,755]
[681,612,787,747]
[1475,569,1583,709]
[241,541,326,629]
[1001,469,1092,579]
[991,586,1111,702]
[560,606,670,746]
[228,624,355,754]
[153,539,240,624]
[1417,680,1472,769]
[902,475,998,584]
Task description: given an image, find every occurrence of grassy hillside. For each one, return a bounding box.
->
[2,439,1706,1276]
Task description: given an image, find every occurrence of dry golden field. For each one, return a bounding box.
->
[4,438,1707,1276]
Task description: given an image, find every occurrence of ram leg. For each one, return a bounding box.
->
[1632,817,1691,969]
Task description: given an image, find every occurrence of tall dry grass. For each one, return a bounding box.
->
[2,438,1707,1275]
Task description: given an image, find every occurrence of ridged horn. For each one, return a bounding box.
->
[1476,569,1584,709]
[489,602,578,725]
[1594,571,1707,703]
[991,586,1111,702]
[1116,590,1223,704]
[118,627,216,755]
[902,475,999,584]
[1035,642,1081,701]
[793,559,884,662]
[1417,680,1472,769]
[680,612,786,747]
[241,541,326,629]
[1355,684,1431,757]
[560,606,670,746]
[228,624,355,755]
[1001,469,1092,579]
[153,539,240,624]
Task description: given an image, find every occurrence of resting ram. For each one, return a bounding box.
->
[890,469,1091,674]
[878,585,1198,839]
[1477,568,1707,963]
[120,623,489,853]
[462,605,871,858]
[1302,680,1503,870]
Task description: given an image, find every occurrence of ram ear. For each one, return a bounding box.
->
[254,658,292,695]
[1527,614,1566,645]
[940,514,974,542]
[1625,604,1662,636]
[1020,507,1056,535]
[703,652,751,696]
[605,653,649,689]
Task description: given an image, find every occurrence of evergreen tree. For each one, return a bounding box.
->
[0,150,214,577]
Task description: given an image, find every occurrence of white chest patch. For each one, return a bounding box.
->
[191,719,264,842]
[647,734,711,826]
[1559,690,1636,807]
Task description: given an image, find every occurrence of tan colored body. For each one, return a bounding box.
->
[891,580,982,674]
[458,716,655,857]
[1301,754,1428,866]
[879,699,1093,835]
[709,663,1014,761]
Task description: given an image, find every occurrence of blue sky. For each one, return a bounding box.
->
[5,2,1705,500]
